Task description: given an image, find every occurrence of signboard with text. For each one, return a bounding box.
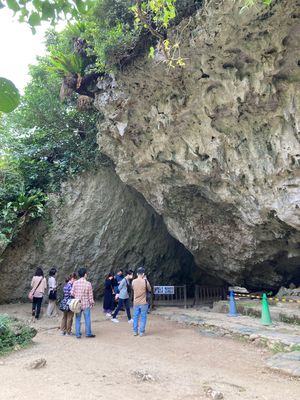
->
[154,286,175,295]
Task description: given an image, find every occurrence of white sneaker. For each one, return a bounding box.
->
[111,318,119,323]
[128,319,133,324]
[106,313,112,317]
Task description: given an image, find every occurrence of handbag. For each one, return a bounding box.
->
[48,289,57,301]
[59,298,70,312]
[145,279,151,303]
[28,277,43,301]
[68,298,81,314]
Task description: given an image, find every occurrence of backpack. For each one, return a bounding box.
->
[145,280,151,303]
[126,279,132,295]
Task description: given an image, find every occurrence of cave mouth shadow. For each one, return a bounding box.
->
[243,252,300,292]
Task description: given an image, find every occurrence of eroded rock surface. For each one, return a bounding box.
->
[0,163,195,302]
[95,0,300,288]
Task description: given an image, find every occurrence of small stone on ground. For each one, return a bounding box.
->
[27,358,47,369]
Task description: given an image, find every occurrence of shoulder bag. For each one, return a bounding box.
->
[28,277,43,301]
[145,279,151,303]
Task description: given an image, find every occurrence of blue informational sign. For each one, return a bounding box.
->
[154,286,175,295]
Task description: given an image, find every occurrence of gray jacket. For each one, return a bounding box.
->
[118,278,130,299]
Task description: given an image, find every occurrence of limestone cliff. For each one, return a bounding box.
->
[0,162,195,302]
[95,0,300,288]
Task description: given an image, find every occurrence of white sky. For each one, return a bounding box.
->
[0,8,57,93]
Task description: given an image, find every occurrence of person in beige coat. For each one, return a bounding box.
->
[31,267,47,319]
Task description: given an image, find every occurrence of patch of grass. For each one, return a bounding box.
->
[0,315,37,355]
[270,341,288,354]
[279,314,300,325]
[290,344,300,352]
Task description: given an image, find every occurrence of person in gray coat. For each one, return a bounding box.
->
[111,270,133,323]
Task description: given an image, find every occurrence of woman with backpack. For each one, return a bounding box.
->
[60,272,77,336]
[30,267,47,319]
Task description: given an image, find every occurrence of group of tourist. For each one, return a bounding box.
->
[29,266,152,338]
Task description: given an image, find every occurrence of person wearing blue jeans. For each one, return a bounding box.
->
[75,307,92,337]
[132,267,152,336]
[71,267,96,338]
[111,270,133,323]
[133,304,149,336]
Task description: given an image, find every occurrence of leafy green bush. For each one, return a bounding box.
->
[3,61,99,193]
[0,191,47,249]
[82,0,142,71]
[0,315,36,355]
[49,50,88,76]
[0,155,24,204]
[82,0,203,71]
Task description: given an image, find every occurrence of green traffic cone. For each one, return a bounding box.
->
[261,293,272,325]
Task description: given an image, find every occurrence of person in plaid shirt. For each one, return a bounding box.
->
[71,267,96,338]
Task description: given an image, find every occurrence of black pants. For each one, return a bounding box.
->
[32,296,43,319]
[112,298,131,320]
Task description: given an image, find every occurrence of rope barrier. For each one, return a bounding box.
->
[234,292,300,304]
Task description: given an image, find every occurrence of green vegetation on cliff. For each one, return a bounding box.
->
[0,0,273,113]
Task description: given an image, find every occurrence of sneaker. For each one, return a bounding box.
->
[76,336,81,339]
[140,333,145,337]
[61,331,66,336]
[111,318,119,323]
[105,313,112,317]
[133,332,138,336]
[128,319,133,324]
[86,334,96,338]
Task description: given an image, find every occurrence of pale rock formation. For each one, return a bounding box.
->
[95,0,300,287]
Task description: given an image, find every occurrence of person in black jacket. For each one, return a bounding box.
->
[103,273,115,317]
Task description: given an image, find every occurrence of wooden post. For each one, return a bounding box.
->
[183,285,187,309]
[195,285,199,306]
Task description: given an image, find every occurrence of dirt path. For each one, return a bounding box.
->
[0,303,299,400]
